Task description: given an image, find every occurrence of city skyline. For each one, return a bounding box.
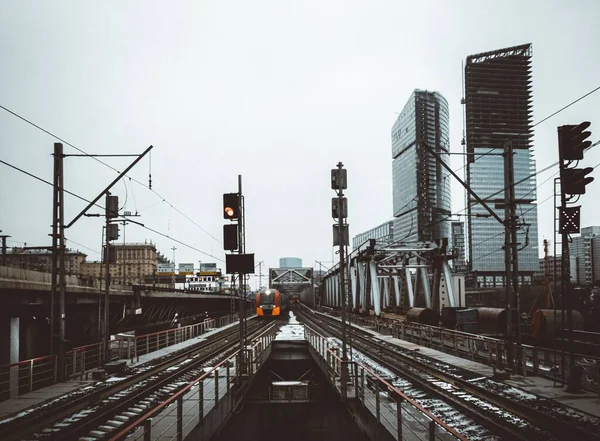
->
[1,1,599,271]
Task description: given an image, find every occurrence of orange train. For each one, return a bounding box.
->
[256,288,283,317]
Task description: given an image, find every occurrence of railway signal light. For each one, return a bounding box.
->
[223,224,239,251]
[562,167,595,195]
[331,167,347,190]
[332,197,348,219]
[558,122,592,161]
[559,206,581,234]
[223,193,240,220]
[106,195,119,219]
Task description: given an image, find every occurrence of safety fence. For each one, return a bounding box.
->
[0,355,57,402]
[339,312,600,395]
[106,330,276,441]
[0,313,244,401]
[305,326,468,441]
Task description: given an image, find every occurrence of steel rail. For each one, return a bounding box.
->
[0,318,262,441]
[297,306,599,441]
[105,322,278,441]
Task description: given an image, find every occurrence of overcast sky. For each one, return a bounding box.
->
[1,0,599,288]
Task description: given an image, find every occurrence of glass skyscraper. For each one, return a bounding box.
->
[464,43,539,286]
[391,89,451,243]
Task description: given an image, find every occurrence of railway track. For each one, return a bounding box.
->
[322,306,600,390]
[296,305,600,441]
[0,318,278,441]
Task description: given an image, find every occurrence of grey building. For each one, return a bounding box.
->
[391,89,451,244]
[279,257,302,268]
[451,221,467,273]
[352,221,394,249]
[464,43,539,287]
[570,226,600,285]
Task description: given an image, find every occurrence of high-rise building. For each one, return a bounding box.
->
[352,221,394,249]
[279,257,302,268]
[464,43,539,287]
[391,89,451,243]
[450,221,467,273]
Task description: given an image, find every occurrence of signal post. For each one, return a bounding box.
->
[557,122,594,393]
[223,176,254,378]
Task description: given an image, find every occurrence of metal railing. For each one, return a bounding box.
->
[106,331,276,441]
[346,313,600,395]
[0,355,57,401]
[305,326,468,441]
[0,313,244,401]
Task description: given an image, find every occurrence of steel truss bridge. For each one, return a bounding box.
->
[269,267,315,305]
[320,239,460,315]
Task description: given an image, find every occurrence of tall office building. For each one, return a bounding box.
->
[464,43,539,287]
[391,89,452,244]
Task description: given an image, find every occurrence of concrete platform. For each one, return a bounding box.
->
[0,381,93,419]
[0,317,251,424]
[129,318,250,368]
[314,309,600,419]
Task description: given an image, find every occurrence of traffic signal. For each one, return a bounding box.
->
[223,224,238,251]
[106,195,119,219]
[558,122,592,161]
[562,167,595,195]
[332,197,348,219]
[223,193,240,220]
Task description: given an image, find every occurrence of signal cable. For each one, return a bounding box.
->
[0,158,224,262]
[0,104,221,244]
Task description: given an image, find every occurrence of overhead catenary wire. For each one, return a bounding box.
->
[0,158,224,262]
[0,104,221,244]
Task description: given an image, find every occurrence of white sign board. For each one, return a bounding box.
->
[200,263,217,272]
[157,263,175,273]
[178,263,194,273]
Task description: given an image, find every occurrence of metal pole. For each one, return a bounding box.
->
[237,175,245,375]
[104,195,111,363]
[57,143,66,381]
[507,141,522,372]
[557,127,579,393]
[503,141,514,370]
[337,162,348,362]
[50,144,61,358]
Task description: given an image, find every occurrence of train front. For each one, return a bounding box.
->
[256,288,281,317]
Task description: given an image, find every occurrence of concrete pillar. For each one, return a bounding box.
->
[10,317,19,398]
[25,319,39,360]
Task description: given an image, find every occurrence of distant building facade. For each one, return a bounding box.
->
[464,43,539,287]
[391,89,451,244]
[279,257,302,268]
[450,221,467,273]
[352,221,394,249]
[80,241,157,286]
[534,255,562,284]
[4,247,86,275]
[570,226,600,286]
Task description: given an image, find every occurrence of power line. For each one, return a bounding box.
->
[0,157,223,262]
[0,104,221,244]
[64,237,101,256]
[0,158,104,208]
